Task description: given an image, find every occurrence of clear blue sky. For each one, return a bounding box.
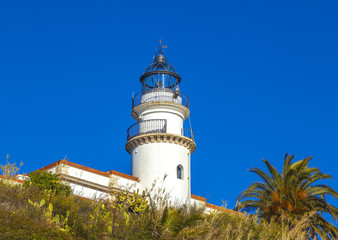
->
[1,1,337,212]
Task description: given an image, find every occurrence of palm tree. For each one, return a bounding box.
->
[236,154,338,239]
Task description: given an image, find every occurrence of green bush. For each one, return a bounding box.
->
[0,166,324,240]
[0,182,72,240]
[0,179,313,240]
[24,170,71,195]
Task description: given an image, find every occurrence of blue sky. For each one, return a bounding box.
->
[1,0,337,215]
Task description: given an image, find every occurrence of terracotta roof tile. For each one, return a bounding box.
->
[35,159,110,177]
[191,194,206,202]
[108,169,139,182]
[35,159,139,182]
[206,203,241,215]
[0,175,24,183]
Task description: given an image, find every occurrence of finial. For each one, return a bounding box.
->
[153,39,167,62]
[154,39,167,55]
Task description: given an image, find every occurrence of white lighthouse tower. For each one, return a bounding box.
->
[125,42,196,204]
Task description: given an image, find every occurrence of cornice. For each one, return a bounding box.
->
[57,173,137,196]
[125,133,196,154]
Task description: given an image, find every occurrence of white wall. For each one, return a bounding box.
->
[68,182,108,200]
[45,165,139,200]
[141,109,184,135]
[132,142,191,204]
[190,198,206,208]
[66,167,110,187]
[116,177,139,192]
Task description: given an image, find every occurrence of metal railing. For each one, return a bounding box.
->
[127,119,167,140]
[132,89,189,109]
[182,128,194,140]
[127,119,194,141]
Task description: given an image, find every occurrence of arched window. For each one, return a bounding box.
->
[177,165,183,180]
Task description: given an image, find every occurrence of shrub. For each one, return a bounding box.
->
[0,163,322,239]
[25,170,71,195]
[0,155,23,180]
[0,179,314,239]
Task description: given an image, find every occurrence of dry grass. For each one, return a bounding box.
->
[0,177,317,240]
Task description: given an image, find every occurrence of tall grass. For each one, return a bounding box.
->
[0,178,314,240]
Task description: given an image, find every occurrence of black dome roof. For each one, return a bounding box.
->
[140,53,181,91]
[143,55,177,74]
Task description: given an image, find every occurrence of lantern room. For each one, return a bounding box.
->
[140,53,181,91]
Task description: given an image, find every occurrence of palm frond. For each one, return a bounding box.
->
[236,154,338,238]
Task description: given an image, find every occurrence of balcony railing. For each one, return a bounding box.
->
[182,128,194,140]
[132,89,189,109]
[127,119,167,140]
[127,119,194,141]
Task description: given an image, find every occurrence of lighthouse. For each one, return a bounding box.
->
[28,42,230,212]
[125,42,196,204]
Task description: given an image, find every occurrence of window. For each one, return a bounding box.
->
[177,165,183,180]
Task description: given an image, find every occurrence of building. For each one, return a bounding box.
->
[125,41,195,204]
[14,42,235,213]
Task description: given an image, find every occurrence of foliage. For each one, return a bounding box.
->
[0,183,72,239]
[0,177,328,239]
[0,154,23,180]
[111,189,148,213]
[236,153,338,239]
[1,158,337,239]
[24,170,72,195]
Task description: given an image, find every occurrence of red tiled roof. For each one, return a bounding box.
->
[191,193,241,215]
[191,194,206,202]
[108,169,139,182]
[35,159,139,181]
[36,159,110,177]
[0,175,24,183]
[206,203,241,215]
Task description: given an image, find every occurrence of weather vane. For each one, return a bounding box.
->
[154,39,167,55]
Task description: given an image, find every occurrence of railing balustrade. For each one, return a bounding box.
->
[127,119,167,140]
[132,89,189,109]
[127,119,194,141]
[181,128,194,140]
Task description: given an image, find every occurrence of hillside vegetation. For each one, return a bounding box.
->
[0,175,309,239]
[1,156,337,239]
